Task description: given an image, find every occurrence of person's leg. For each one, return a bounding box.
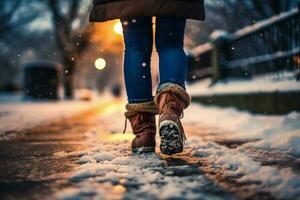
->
[154,17,190,155]
[121,17,153,103]
[121,18,158,154]
[155,17,187,90]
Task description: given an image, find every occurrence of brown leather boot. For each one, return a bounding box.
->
[123,101,158,154]
[155,83,190,155]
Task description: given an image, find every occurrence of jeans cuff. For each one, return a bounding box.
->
[156,81,186,94]
[128,97,154,104]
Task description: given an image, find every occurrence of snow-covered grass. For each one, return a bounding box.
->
[184,104,300,156]
[187,73,300,96]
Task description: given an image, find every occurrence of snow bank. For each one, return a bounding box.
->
[183,104,300,156]
[0,100,104,136]
[245,131,300,156]
[187,137,300,199]
[187,74,300,96]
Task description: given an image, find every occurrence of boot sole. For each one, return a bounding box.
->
[132,146,155,154]
[159,120,183,155]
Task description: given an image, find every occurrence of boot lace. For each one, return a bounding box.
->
[123,117,128,134]
[123,113,151,135]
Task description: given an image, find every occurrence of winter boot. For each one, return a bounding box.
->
[123,101,158,154]
[155,83,191,155]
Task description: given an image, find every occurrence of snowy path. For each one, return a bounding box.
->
[55,102,300,200]
[1,100,299,200]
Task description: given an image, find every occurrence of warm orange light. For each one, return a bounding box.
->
[113,22,123,35]
[91,20,123,54]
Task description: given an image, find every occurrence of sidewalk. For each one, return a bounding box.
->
[0,100,299,200]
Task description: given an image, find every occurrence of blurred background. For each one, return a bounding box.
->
[0,1,300,199]
[0,0,299,105]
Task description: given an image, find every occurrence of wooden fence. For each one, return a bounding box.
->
[187,3,300,83]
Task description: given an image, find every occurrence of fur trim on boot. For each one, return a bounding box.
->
[124,100,158,154]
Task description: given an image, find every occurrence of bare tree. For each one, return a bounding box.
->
[0,0,43,91]
[0,1,21,39]
[0,0,40,40]
[47,0,92,99]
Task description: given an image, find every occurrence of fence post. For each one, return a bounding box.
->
[210,30,231,83]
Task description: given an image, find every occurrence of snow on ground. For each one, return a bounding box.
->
[55,130,232,200]
[54,102,300,200]
[187,73,300,96]
[244,131,300,155]
[0,101,97,136]
[0,92,114,136]
[187,136,300,199]
[2,88,299,199]
[0,92,23,103]
[183,103,300,156]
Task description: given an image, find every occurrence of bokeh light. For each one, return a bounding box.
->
[113,22,123,35]
[95,58,106,70]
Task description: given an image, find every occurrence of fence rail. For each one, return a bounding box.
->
[187,4,300,82]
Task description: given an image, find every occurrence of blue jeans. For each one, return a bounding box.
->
[121,17,187,103]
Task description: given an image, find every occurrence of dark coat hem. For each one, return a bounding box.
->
[90,0,205,22]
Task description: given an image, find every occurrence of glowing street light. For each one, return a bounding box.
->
[95,58,106,70]
[113,22,123,35]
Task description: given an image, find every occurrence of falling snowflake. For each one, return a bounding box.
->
[132,19,137,23]
[122,21,128,26]
[142,75,146,79]
[141,62,147,67]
